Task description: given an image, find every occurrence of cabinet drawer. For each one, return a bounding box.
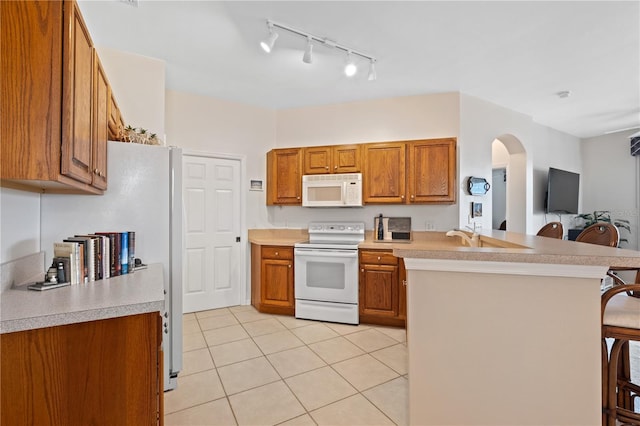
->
[360,251,397,265]
[262,246,293,260]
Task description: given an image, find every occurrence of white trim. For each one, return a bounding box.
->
[403,258,608,279]
[182,151,248,307]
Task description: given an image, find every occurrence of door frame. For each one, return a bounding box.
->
[182,149,248,306]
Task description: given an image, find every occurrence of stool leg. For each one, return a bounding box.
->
[618,341,633,411]
[608,339,628,426]
[603,339,610,426]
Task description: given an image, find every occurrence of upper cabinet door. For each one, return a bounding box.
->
[407,139,456,203]
[303,146,332,175]
[61,0,94,185]
[267,148,303,205]
[92,53,109,190]
[333,144,361,174]
[363,142,406,204]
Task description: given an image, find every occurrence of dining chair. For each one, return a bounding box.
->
[536,222,563,239]
[575,223,619,247]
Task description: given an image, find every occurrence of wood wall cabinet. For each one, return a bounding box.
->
[266,148,303,205]
[303,145,361,174]
[251,244,295,315]
[359,249,406,327]
[362,142,407,204]
[0,312,162,425]
[0,0,122,194]
[407,138,456,203]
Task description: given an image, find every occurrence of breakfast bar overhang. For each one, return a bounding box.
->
[393,230,640,426]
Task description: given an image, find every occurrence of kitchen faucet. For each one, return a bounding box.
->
[446,227,480,247]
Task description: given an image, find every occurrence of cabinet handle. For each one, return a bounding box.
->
[377,256,381,260]
[403,280,407,286]
[288,264,292,268]
[361,268,364,272]
[275,252,279,256]
[411,195,415,199]
[325,166,329,170]
[334,165,337,170]
[297,196,301,200]
[94,168,99,174]
[401,195,405,200]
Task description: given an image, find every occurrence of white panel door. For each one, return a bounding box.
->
[183,155,241,313]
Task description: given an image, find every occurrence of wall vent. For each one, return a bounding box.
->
[631,131,640,156]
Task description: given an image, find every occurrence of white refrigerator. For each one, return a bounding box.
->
[41,141,183,391]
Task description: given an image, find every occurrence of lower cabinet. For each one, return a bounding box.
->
[0,312,163,425]
[251,244,295,315]
[359,249,406,327]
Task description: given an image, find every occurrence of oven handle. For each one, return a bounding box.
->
[294,248,358,258]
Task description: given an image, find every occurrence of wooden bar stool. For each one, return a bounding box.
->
[536,222,563,239]
[601,281,640,425]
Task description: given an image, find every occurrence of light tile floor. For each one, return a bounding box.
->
[165,305,408,426]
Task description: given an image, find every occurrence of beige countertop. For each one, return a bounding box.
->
[248,228,309,246]
[250,228,640,268]
[1,263,165,334]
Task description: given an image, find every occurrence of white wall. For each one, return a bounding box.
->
[96,47,166,139]
[459,94,533,233]
[581,131,639,250]
[164,89,276,229]
[0,188,40,263]
[459,94,582,235]
[273,93,461,232]
[530,123,583,236]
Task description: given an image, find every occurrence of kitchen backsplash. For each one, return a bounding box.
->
[0,251,44,293]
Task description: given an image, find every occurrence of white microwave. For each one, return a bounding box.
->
[302,173,363,207]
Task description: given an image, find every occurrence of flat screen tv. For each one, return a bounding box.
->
[545,167,580,214]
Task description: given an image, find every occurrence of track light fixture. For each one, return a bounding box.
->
[344,52,357,77]
[260,22,279,53]
[260,19,377,80]
[367,59,377,81]
[302,37,313,64]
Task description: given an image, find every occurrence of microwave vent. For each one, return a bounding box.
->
[304,173,362,181]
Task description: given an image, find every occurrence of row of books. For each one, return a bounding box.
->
[52,232,135,285]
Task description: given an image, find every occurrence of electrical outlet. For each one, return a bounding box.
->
[120,0,138,7]
[425,222,435,231]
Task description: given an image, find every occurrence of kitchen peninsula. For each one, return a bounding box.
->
[391,230,640,426]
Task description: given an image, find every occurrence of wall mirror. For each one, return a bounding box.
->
[467,176,491,195]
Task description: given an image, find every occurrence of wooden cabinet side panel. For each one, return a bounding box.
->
[0,0,63,181]
[92,53,109,190]
[0,313,159,425]
[251,243,262,307]
[61,0,93,184]
[363,143,406,203]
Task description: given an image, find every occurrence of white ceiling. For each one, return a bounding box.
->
[78,1,640,139]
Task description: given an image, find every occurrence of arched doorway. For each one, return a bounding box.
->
[491,135,527,233]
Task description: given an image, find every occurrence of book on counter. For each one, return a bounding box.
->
[54,231,136,284]
[53,242,79,285]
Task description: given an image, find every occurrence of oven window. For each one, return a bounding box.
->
[307,261,345,290]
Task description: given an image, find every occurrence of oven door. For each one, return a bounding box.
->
[294,248,359,304]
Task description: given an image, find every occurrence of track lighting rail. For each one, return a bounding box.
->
[266,19,377,63]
